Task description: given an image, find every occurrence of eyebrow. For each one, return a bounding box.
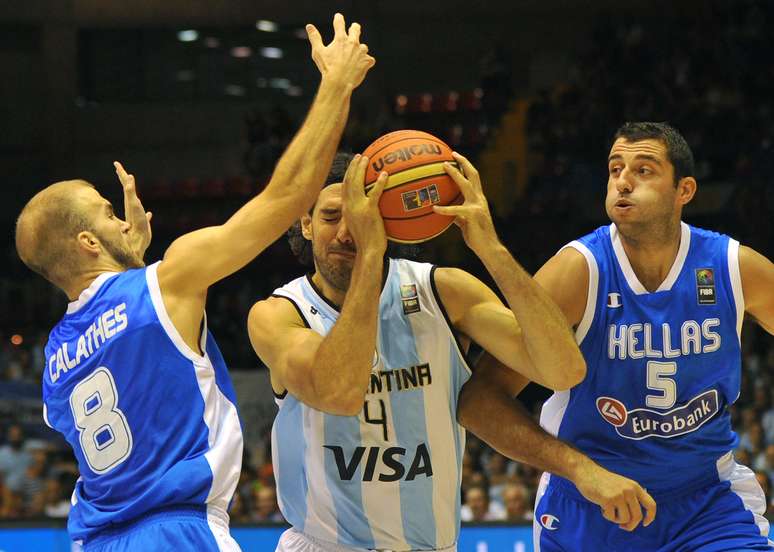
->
[608,153,664,165]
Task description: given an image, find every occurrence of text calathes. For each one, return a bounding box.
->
[49,304,128,383]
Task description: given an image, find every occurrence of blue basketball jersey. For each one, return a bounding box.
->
[541,222,744,497]
[270,259,471,551]
[42,262,243,543]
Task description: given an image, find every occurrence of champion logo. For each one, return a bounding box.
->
[540,514,560,530]
[607,292,622,308]
[596,397,628,427]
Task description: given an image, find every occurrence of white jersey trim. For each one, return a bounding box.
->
[42,403,52,428]
[559,241,598,345]
[66,272,119,314]
[146,262,243,516]
[146,262,206,362]
[717,452,770,537]
[609,222,690,295]
[207,510,242,551]
[727,239,745,343]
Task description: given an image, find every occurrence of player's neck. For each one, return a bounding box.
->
[65,261,125,301]
[618,222,682,292]
[310,271,347,308]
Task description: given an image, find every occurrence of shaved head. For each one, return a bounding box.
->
[16,180,96,288]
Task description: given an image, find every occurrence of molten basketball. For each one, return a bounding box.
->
[362,130,462,243]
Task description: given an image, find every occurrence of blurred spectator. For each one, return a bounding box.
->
[461,484,505,522]
[502,482,532,523]
[228,491,251,524]
[251,485,284,523]
[43,473,74,518]
[0,425,31,513]
[21,445,47,516]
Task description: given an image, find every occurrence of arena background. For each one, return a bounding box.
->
[1,1,773,550]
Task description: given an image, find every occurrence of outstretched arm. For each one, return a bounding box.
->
[740,245,774,335]
[248,158,388,415]
[433,153,585,390]
[158,14,375,298]
[458,354,656,532]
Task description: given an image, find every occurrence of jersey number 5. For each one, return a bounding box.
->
[69,367,133,474]
[646,361,678,409]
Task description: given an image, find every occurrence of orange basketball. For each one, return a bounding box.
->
[362,130,462,243]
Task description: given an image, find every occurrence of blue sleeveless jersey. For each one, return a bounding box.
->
[541,222,744,497]
[42,262,243,542]
[270,259,471,551]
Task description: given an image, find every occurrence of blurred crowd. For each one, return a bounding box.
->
[2,0,774,526]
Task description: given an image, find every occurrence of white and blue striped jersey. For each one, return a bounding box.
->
[541,222,744,498]
[42,262,243,543]
[271,258,471,551]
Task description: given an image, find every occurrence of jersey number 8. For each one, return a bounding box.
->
[69,367,133,474]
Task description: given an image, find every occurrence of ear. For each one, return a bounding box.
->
[76,231,101,256]
[676,177,697,206]
[300,213,313,240]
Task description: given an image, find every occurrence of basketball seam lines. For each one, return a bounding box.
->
[365,134,449,162]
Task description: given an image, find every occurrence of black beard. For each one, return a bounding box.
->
[313,249,353,292]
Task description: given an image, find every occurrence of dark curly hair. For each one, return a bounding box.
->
[287,152,355,266]
[286,151,423,266]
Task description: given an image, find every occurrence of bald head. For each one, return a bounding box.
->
[16,180,96,288]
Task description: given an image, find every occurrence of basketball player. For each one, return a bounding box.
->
[531,122,774,551]
[14,14,374,551]
[248,152,656,552]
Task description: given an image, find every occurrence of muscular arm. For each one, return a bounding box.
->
[533,246,589,330]
[432,154,585,390]
[740,245,774,335]
[434,264,582,391]
[248,252,383,416]
[159,77,354,296]
[154,16,374,351]
[458,353,656,531]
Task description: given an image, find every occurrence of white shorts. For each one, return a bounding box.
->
[275,528,457,552]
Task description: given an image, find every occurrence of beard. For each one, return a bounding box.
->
[312,243,356,292]
[97,231,145,270]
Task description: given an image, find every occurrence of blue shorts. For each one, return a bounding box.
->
[82,506,240,552]
[534,457,773,552]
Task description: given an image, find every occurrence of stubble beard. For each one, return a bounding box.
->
[313,247,354,292]
[98,231,145,270]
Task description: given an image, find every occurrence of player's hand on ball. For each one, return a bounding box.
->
[574,461,656,531]
[114,161,152,259]
[306,13,375,89]
[432,152,498,254]
[342,155,388,255]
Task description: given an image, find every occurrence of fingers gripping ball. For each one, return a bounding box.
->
[362,130,462,243]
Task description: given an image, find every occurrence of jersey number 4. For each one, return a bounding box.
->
[69,367,133,474]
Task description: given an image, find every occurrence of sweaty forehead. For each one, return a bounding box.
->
[609,138,668,160]
[315,183,343,211]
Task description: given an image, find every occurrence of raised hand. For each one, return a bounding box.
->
[573,461,657,532]
[341,155,388,256]
[114,161,152,260]
[432,152,498,254]
[306,13,375,89]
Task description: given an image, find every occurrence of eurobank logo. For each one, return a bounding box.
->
[597,390,720,440]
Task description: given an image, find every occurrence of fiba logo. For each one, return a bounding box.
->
[607,292,622,308]
[540,514,560,530]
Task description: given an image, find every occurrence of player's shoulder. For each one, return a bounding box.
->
[248,293,308,336]
[685,222,732,244]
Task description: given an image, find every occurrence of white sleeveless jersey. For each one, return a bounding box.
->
[270,258,471,551]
